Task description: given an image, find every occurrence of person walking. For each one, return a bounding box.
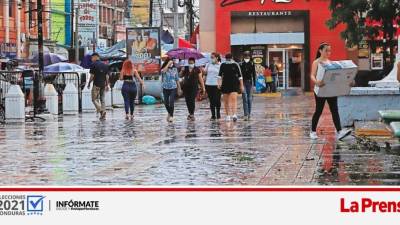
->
[204,53,222,120]
[161,57,181,123]
[240,51,256,121]
[218,53,244,122]
[88,53,109,121]
[270,61,279,92]
[119,59,145,120]
[181,57,206,121]
[310,42,351,141]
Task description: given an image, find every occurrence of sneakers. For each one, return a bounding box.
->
[244,115,250,121]
[309,132,318,140]
[232,115,238,122]
[167,115,170,122]
[337,129,352,141]
[168,116,174,123]
[210,116,216,121]
[225,116,231,121]
[187,115,195,121]
[100,111,106,120]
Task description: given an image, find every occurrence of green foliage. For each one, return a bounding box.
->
[327,0,400,49]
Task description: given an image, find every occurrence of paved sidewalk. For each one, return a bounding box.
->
[0,94,399,186]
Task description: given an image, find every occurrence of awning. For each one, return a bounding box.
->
[178,38,194,48]
[230,32,305,46]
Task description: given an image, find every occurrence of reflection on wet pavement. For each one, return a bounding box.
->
[1,94,399,186]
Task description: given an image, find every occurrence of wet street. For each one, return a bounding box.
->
[1,93,400,186]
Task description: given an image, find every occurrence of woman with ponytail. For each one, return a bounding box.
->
[310,43,351,141]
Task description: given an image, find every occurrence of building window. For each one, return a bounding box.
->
[9,0,15,18]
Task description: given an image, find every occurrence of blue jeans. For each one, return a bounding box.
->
[242,80,253,117]
[163,88,177,117]
[121,81,137,115]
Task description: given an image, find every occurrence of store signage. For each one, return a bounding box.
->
[0,43,17,58]
[221,0,292,7]
[78,0,98,48]
[232,10,301,17]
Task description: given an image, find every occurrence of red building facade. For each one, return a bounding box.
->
[0,0,50,59]
[214,0,348,91]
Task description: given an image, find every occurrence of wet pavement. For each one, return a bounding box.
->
[1,93,400,186]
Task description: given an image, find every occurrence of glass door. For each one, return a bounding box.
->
[268,49,286,89]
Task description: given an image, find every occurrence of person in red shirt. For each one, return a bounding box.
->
[264,65,273,93]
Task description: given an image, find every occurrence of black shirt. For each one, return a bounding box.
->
[182,66,200,91]
[90,60,109,88]
[239,61,256,86]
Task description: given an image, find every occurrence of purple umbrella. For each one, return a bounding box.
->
[44,62,84,73]
[166,48,204,60]
[32,53,68,66]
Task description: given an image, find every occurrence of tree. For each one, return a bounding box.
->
[327,0,400,66]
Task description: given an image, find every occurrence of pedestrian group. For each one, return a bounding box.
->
[89,43,353,141]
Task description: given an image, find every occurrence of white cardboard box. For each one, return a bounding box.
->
[314,60,358,97]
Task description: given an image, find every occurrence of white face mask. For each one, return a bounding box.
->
[188,64,195,69]
[244,58,250,63]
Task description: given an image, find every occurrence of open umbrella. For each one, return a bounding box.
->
[32,53,68,66]
[44,62,84,73]
[166,48,204,60]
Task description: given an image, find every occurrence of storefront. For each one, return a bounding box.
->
[212,0,349,91]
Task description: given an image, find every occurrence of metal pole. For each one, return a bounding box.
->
[16,0,21,59]
[36,0,45,115]
[75,2,79,64]
[149,0,153,27]
[173,0,179,49]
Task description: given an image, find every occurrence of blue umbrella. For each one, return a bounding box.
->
[44,62,84,73]
[32,53,68,66]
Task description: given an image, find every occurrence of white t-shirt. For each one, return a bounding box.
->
[205,63,221,86]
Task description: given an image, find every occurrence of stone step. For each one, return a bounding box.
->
[379,110,400,123]
[355,121,392,137]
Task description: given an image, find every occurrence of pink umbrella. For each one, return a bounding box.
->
[166,48,204,60]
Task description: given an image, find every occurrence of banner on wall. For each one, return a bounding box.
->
[131,0,151,26]
[126,27,161,76]
[78,0,98,48]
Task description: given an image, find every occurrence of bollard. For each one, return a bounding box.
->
[82,85,96,112]
[112,80,124,107]
[5,85,25,123]
[62,82,79,115]
[44,84,58,115]
[105,85,112,110]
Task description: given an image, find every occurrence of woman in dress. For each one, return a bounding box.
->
[218,53,244,122]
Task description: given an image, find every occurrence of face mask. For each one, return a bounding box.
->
[244,58,250,63]
[211,58,217,64]
[188,64,195,69]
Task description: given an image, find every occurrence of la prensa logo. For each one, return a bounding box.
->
[220,0,292,7]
